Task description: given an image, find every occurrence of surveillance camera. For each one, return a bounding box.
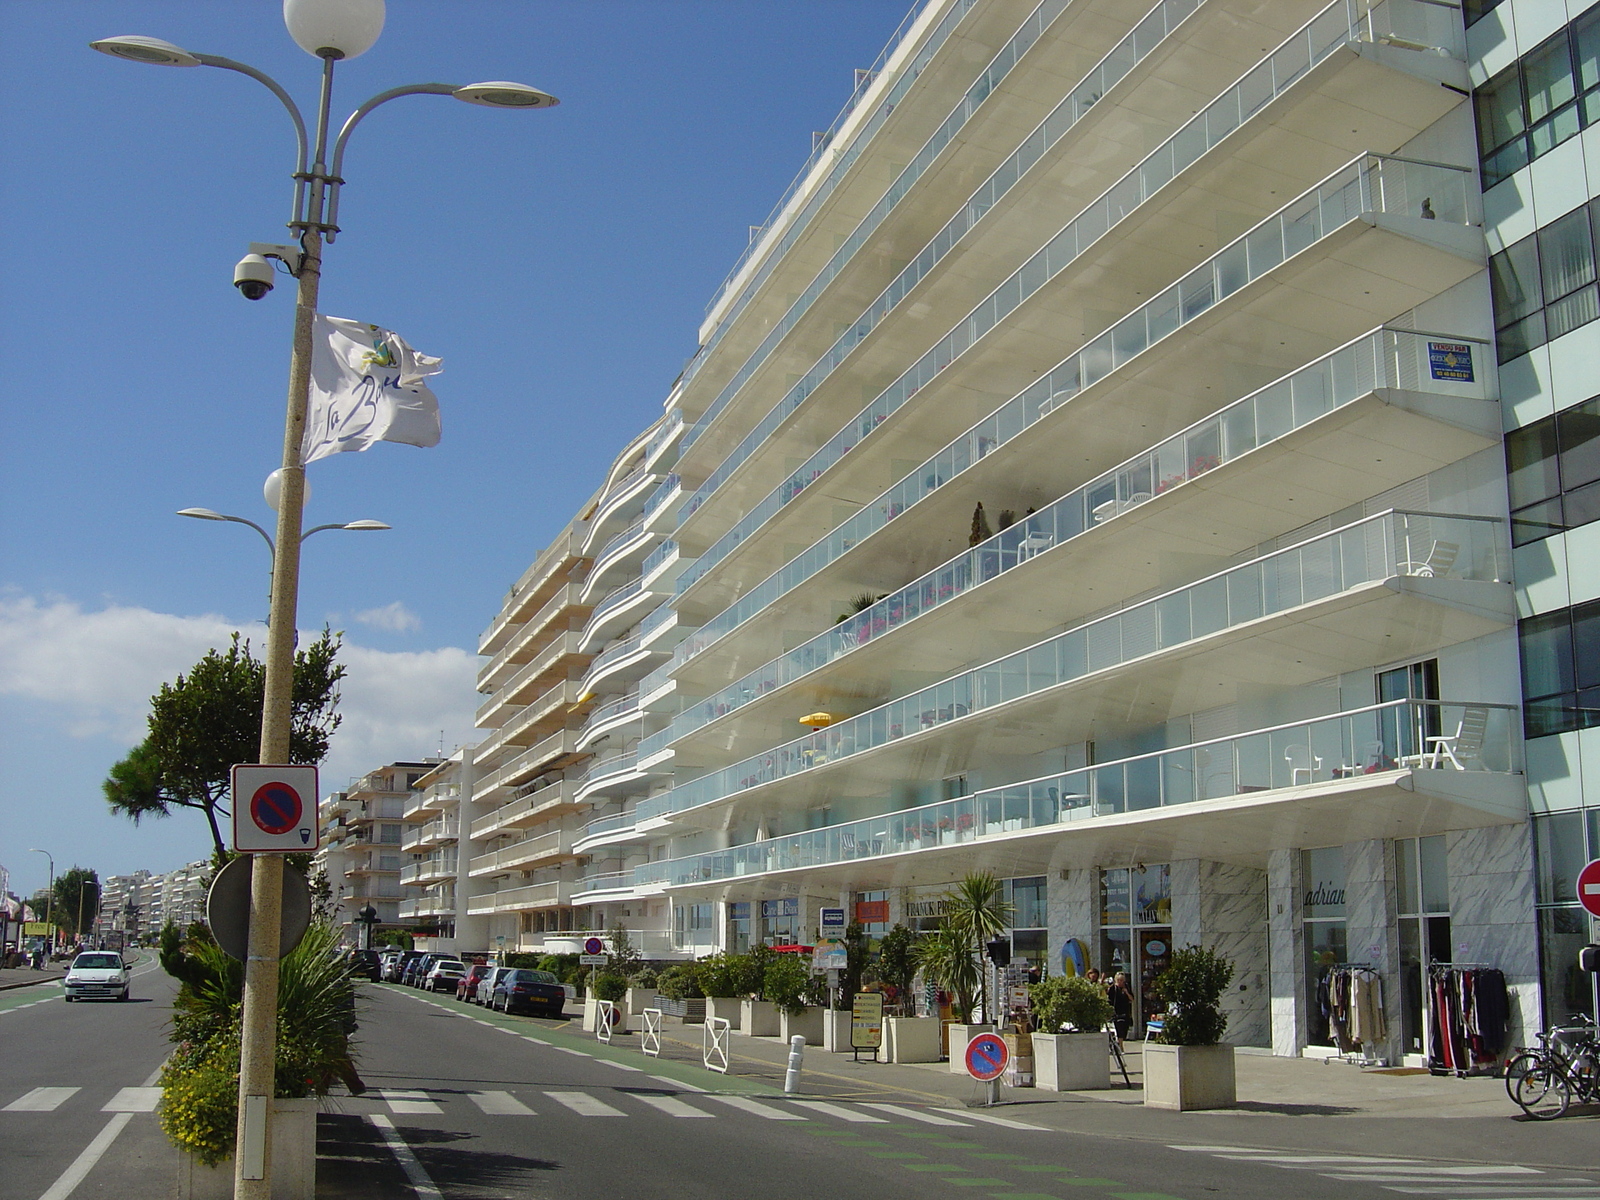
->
[234,254,275,301]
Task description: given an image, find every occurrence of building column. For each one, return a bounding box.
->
[1446,823,1540,1051]
[1171,859,1269,1047]
[1267,848,1304,1057]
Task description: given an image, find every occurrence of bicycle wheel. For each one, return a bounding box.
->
[1510,1055,1571,1119]
[1505,1052,1539,1105]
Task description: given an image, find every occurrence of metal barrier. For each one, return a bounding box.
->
[642,1008,663,1058]
[703,1017,731,1074]
[596,999,616,1043]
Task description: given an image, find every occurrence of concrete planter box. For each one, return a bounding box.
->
[704,997,742,1030]
[625,988,658,1016]
[885,1017,941,1063]
[740,999,780,1037]
[1033,1032,1108,1092]
[1142,1042,1237,1111]
[780,1006,824,1045]
[582,994,599,1032]
[948,1023,994,1073]
[177,1098,316,1200]
[821,1009,853,1052]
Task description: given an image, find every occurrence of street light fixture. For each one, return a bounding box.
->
[27,849,53,957]
[94,6,557,1194]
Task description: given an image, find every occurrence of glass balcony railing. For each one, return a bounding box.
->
[593,518,648,570]
[675,0,1458,565]
[589,581,642,625]
[578,811,638,842]
[639,604,677,641]
[677,121,1471,596]
[645,410,684,461]
[641,540,679,578]
[663,509,1505,816]
[685,0,976,390]
[681,0,1170,466]
[637,699,1519,888]
[582,751,639,788]
[584,692,640,730]
[637,726,674,760]
[671,328,1492,736]
[642,474,681,522]
[587,637,643,679]
[574,870,636,896]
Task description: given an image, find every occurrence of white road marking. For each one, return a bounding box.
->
[710,1095,806,1120]
[596,1059,644,1072]
[1170,1143,1600,1197]
[369,1114,444,1200]
[36,1112,132,1200]
[553,1046,592,1058]
[470,1091,535,1115]
[522,1036,549,1045]
[633,1094,713,1118]
[101,1087,161,1112]
[862,1102,970,1126]
[379,1089,442,1115]
[948,1108,1046,1131]
[787,1100,886,1123]
[3,1087,79,1112]
[545,1091,625,1117]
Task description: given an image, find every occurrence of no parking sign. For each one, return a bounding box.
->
[232,765,319,852]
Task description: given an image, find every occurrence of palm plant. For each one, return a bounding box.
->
[912,926,979,1021]
[941,872,1013,1021]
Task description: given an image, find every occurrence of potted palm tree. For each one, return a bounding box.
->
[1143,945,1236,1111]
[1029,974,1113,1090]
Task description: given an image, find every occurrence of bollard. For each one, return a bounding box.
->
[783,1034,806,1093]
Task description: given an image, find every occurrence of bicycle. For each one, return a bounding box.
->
[1505,1014,1600,1119]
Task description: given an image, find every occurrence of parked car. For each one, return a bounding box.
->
[400,955,434,987]
[457,964,491,1001]
[385,950,423,983]
[472,966,513,1005]
[63,951,130,1002]
[491,968,566,1016]
[348,949,382,982]
[424,959,468,993]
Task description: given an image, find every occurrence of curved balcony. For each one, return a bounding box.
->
[641,699,1525,892]
[671,327,1499,741]
[584,469,664,556]
[572,870,641,900]
[579,691,641,751]
[582,636,668,698]
[663,510,1511,823]
[641,474,682,535]
[575,751,644,804]
[572,811,647,856]
[580,522,657,603]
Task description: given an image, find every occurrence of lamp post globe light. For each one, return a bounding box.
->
[93,5,557,1194]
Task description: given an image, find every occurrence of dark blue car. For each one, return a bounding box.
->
[491,969,566,1015]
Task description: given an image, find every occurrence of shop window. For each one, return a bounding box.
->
[760,897,800,944]
[1099,865,1171,1033]
[1302,846,1348,1047]
[1396,836,1451,1057]
[1532,810,1600,1027]
[674,903,713,942]
[1001,875,1047,967]
[725,902,751,954]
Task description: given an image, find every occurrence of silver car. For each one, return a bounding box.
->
[64,951,130,1002]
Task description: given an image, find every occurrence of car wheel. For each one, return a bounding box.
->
[64,996,74,1003]
[119,989,130,1002]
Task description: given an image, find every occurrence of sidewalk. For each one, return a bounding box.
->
[0,965,66,992]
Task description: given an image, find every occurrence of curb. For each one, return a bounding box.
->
[0,975,66,992]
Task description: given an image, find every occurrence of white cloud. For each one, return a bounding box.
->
[0,594,478,785]
[353,601,422,634]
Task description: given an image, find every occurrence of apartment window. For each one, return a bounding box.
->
[1001,876,1047,965]
[1464,0,1506,27]
[1519,598,1600,736]
[1490,199,1600,361]
[1476,10,1600,188]
[674,903,713,942]
[378,823,403,844]
[1506,395,1600,544]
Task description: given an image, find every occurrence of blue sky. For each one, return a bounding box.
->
[0,0,914,897]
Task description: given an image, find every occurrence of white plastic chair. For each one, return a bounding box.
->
[1400,539,1460,578]
[1284,745,1322,785]
[1421,705,1489,769]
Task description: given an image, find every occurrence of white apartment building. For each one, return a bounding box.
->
[99,871,154,944]
[463,0,1600,1064]
[315,761,436,939]
[159,859,210,930]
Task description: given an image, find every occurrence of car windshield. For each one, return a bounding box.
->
[435,961,465,971]
[72,954,122,969]
[511,970,559,984]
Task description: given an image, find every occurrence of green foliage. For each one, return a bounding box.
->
[656,963,703,1001]
[912,926,978,1021]
[157,1040,238,1166]
[51,867,100,939]
[1029,975,1113,1034]
[940,872,1013,1019]
[874,924,918,1014]
[630,967,659,988]
[762,953,812,1015]
[1152,945,1235,1046]
[504,953,541,969]
[694,952,743,998]
[592,973,628,1002]
[605,921,643,977]
[838,921,869,1010]
[745,942,776,996]
[103,631,345,857]
[533,953,584,985]
[373,930,412,949]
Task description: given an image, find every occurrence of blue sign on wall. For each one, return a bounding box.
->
[1427,341,1474,382]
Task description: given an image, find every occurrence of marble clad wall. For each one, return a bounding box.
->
[1171,859,1269,1047]
[1045,865,1096,976]
[1343,839,1402,1063]
[1268,848,1305,1056]
[1446,823,1539,1052]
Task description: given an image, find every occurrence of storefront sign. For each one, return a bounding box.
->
[854,900,889,924]
[1132,864,1171,925]
[904,898,949,919]
[761,898,799,918]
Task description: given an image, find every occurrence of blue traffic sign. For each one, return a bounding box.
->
[251,781,303,835]
[964,1032,1009,1081]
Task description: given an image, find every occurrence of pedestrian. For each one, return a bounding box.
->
[1084,967,1101,985]
[1108,971,1135,1041]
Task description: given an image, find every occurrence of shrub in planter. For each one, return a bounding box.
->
[657,963,703,1001]
[158,1039,239,1167]
[592,973,628,1003]
[695,953,742,998]
[630,967,659,989]
[762,953,812,1016]
[1029,975,1113,1034]
[1152,945,1235,1044]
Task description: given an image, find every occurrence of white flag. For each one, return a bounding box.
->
[300,315,443,465]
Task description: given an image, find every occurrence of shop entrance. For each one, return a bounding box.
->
[1100,864,1172,1035]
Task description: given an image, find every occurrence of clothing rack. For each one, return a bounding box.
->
[1427,962,1509,1077]
[1321,963,1387,1067]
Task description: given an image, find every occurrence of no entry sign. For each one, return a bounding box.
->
[965,1032,1010,1082]
[232,765,319,853]
[1578,859,1600,918]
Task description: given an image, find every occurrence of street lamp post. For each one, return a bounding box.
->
[27,849,53,957]
[93,6,557,1194]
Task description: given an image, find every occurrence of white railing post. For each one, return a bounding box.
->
[597,999,615,1043]
[703,1017,731,1074]
[642,1008,663,1058]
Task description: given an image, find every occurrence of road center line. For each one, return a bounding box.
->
[35,1112,133,1200]
[368,1114,444,1199]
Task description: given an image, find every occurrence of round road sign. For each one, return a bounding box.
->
[584,936,605,955]
[250,781,304,836]
[965,1032,1010,1082]
[1578,859,1600,918]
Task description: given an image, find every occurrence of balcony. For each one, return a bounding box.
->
[400,855,457,886]
[475,632,588,728]
[581,636,667,697]
[469,780,582,840]
[642,699,1525,893]
[471,729,584,803]
[670,327,1501,746]
[399,891,457,920]
[572,810,646,855]
[478,583,590,694]
[583,469,664,556]
[400,817,457,852]
[641,475,682,536]
[468,827,575,877]
[465,880,572,915]
[403,782,461,820]
[579,691,641,751]
[572,870,643,899]
[663,510,1512,823]
[581,522,658,602]
[675,1,1470,606]
[575,751,643,804]
[479,528,588,656]
[473,681,586,764]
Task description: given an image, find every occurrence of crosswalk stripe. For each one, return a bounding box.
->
[710,1096,806,1121]
[522,1036,549,1045]
[470,1091,535,1115]
[1382,1189,1600,1196]
[597,1059,645,1072]
[4,1087,79,1112]
[102,1087,161,1112]
[633,1094,714,1118]
[380,1090,443,1114]
[1320,1167,1543,1178]
[554,1047,592,1058]
[545,1091,625,1117]
[952,1108,1047,1131]
[650,1075,707,1092]
[862,1102,970,1126]
[787,1100,886,1123]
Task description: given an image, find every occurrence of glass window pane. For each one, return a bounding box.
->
[1475,63,1526,153]
[1418,834,1449,913]
[1536,810,1586,904]
[1302,846,1346,918]
[1539,907,1595,1024]
[1506,416,1561,509]
[1521,610,1575,699]
[1398,837,1419,916]
[1579,8,1600,93]
[1539,207,1597,301]
[1525,35,1578,124]
[1491,236,1543,326]
[1574,598,1600,691]
[1559,397,1600,490]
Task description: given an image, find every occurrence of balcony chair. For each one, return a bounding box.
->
[1399,539,1460,578]
[1284,744,1323,785]
[1414,705,1490,770]
[1017,530,1054,561]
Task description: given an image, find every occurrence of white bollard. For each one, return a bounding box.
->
[783,1034,806,1093]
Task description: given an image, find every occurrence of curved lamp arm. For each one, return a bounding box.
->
[191,54,311,226]
[325,84,459,239]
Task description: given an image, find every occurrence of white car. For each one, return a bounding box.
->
[64,951,130,1002]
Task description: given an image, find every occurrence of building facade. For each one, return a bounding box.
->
[462,0,1600,1062]
[314,761,437,941]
